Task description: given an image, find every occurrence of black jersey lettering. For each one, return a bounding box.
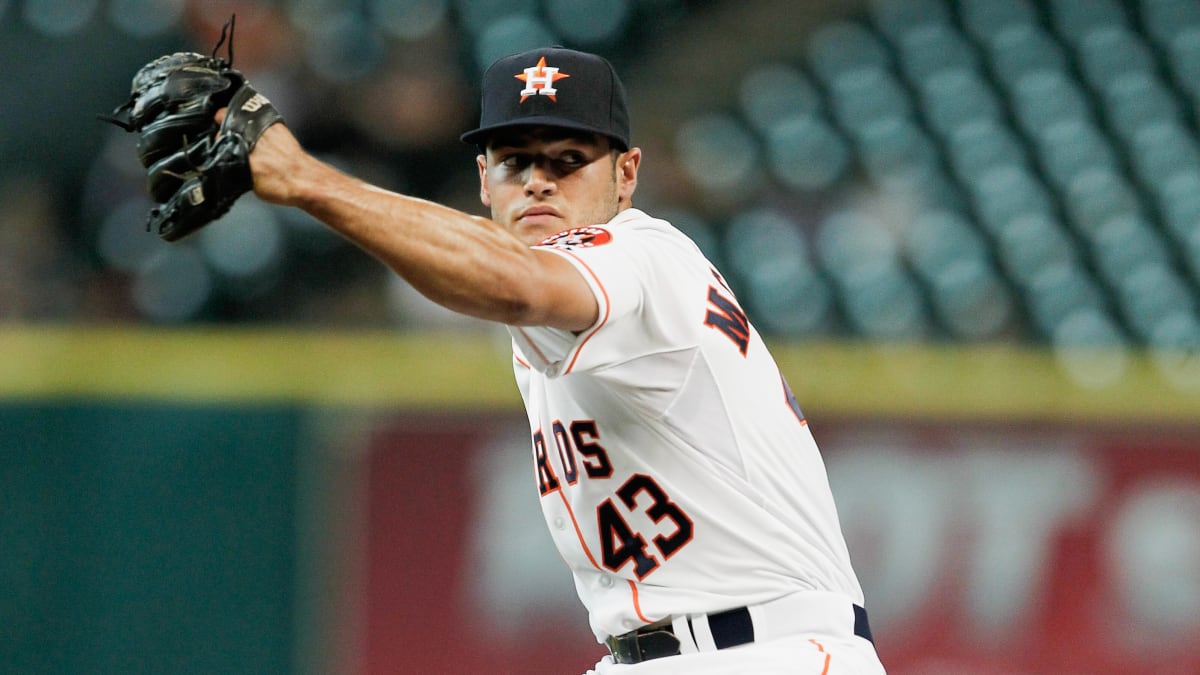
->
[532,429,561,495]
[704,286,750,356]
[571,420,613,479]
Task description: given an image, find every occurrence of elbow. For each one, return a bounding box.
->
[488,275,562,328]
[466,273,542,326]
[494,295,539,326]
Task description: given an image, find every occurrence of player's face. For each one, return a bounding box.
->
[478,128,639,245]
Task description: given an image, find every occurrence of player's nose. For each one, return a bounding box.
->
[523,162,557,196]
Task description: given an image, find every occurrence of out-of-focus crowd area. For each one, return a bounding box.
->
[4,0,1200,364]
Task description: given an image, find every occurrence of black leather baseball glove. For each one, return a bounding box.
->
[101,18,283,241]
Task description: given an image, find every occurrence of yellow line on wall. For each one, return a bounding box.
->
[1,324,1198,421]
[771,341,1200,423]
[0,324,519,408]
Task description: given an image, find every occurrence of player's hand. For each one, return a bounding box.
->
[214,107,304,207]
[100,18,286,241]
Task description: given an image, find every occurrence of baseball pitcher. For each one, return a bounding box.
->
[105,28,885,673]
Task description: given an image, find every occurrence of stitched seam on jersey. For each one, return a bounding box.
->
[555,489,601,570]
[655,346,703,423]
[810,639,831,675]
[659,349,748,480]
[626,579,652,624]
[555,249,611,375]
[515,327,552,369]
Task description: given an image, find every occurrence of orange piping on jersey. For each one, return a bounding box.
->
[557,250,611,375]
[556,489,601,569]
[627,580,652,624]
[809,639,831,675]
[514,354,531,369]
[516,327,553,369]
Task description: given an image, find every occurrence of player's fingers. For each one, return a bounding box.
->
[214,107,228,125]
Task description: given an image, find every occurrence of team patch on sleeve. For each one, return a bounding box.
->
[537,226,613,248]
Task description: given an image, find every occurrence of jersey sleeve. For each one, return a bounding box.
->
[508,221,698,377]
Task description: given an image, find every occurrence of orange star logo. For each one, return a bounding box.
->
[515,56,570,103]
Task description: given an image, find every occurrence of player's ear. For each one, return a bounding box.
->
[617,147,640,202]
[477,153,491,207]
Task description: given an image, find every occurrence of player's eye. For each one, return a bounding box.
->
[498,153,531,170]
[550,151,592,175]
[558,151,588,167]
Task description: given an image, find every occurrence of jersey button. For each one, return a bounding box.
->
[553,516,566,530]
[599,575,614,588]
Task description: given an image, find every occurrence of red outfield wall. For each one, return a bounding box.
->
[354,415,1200,675]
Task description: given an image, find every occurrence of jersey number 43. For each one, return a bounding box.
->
[535,421,696,580]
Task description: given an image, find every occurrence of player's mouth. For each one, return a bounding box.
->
[516,206,562,226]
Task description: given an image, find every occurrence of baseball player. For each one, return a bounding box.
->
[111,41,884,673]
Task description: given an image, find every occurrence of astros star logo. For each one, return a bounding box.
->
[515,56,570,103]
[538,227,613,248]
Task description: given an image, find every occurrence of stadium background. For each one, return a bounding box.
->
[2,0,1200,673]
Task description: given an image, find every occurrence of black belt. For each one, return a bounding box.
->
[605,604,873,665]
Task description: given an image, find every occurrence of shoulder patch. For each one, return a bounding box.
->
[537,226,613,249]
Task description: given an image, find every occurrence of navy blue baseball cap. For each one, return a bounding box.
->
[461,47,631,150]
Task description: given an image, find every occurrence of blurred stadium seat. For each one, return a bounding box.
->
[982,23,1069,88]
[959,0,1040,41]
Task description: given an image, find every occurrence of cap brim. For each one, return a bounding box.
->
[460,116,628,150]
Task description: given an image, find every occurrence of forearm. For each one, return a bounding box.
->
[257,142,589,329]
[298,163,532,319]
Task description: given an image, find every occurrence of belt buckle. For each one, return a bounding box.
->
[606,626,681,664]
[604,634,637,665]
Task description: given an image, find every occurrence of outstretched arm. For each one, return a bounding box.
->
[247,123,599,332]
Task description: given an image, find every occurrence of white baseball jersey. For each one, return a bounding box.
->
[508,208,864,643]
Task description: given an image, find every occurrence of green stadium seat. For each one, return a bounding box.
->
[894,23,982,82]
[807,21,892,85]
[1099,71,1183,144]
[1128,120,1200,190]
[925,256,1015,340]
[1112,262,1197,341]
[903,208,990,281]
[916,67,1004,138]
[1088,213,1173,285]
[982,24,1070,89]
[1047,0,1130,46]
[1153,169,1200,244]
[1024,262,1110,339]
[1010,69,1093,135]
[1032,119,1121,190]
[1063,168,1143,237]
[1075,26,1157,90]
[959,0,1038,42]
[993,212,1080,287]
[1165,27,1200,99]
[738,63,823,135]
[967,164,1054,235]
[1140,0,1200,47]
[765,114,852,192]
[867,0,953,41]
[945,120,1029,187]
[723,209,836,336]
[827,66,915,135]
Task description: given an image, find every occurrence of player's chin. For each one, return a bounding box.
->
[515,218,569,245]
